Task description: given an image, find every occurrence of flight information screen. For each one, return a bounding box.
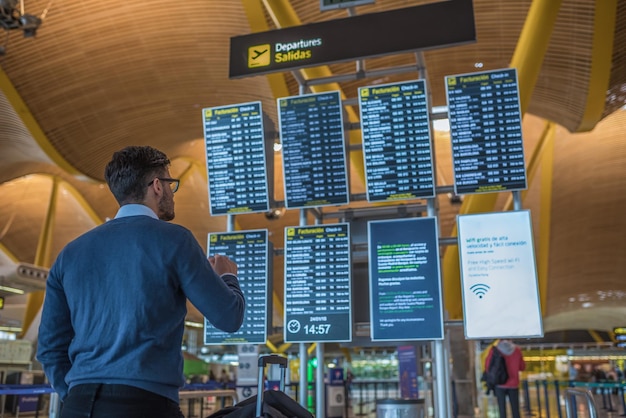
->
[278,91,349,208]
[359,80,435,201]
[445,68,527,195]
[205,230,270,345]
[368,217,444,341]
[203,102,270,215]
[284,224,351,342]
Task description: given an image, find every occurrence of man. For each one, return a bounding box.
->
[37,146,245,417]
[485,339,526,418]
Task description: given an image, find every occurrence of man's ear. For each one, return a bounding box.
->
[151,177,165,197]
[143,178,162,209]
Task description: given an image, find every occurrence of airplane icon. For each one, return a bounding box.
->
[251,48,268,60]
[248,44,271,67]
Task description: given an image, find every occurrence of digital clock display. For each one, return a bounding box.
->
[304,324,332,335]
[284,223,352,342]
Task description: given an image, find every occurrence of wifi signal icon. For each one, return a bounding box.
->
[470,283,491,299]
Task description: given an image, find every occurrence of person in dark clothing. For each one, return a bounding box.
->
[37,146,245,418]
[485,339,526,418]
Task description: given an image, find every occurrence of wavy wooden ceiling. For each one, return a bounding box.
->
[0,0,624,333]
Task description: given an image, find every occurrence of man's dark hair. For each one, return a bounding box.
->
[104,146,170,205]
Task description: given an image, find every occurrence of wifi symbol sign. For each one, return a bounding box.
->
[470,283,491,299]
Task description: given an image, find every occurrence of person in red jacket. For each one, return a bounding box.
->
[485,339,526,418]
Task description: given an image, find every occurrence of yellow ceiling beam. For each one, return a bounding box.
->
[587,329,605,344]
[511,0,564,114]
[0,242,19,264]
[21,176,59,338]
[34,176,59,269]
[266,340,279,353]
[0,67,91,181]
[60,180,105,226]
[277,343,292,353]
[442,0,563,319]
[576,0,617,132]
[273,292,284,317]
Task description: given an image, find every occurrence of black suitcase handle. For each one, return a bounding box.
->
[258,354,287,368]
[256,354,288,416]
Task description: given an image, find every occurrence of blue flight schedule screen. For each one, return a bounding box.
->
[359,80,435,201]
[203,102,270,215]
[205,230,269,344]
[284,224,352,343]
[368,218,444,341]
[278,91,349,208]
[446,68,527,195]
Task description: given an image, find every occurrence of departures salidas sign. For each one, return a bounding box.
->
[274,38,323,63]
[229,0,476,78]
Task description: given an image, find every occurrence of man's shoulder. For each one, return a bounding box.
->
[110,215,190,231]
[68,217,193,246]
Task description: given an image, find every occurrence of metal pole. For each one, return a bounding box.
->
[298,206,309,409]
[433,340,449,418]
[226,214,235,232]
[48,393,60,418]
[299,343,308,409]
[427,197,450,418]
[513,190,523,211]
[316,343,325,418]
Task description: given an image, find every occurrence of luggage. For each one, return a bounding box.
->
[208,354,313,418]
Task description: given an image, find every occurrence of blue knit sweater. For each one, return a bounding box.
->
[37,209,245,402]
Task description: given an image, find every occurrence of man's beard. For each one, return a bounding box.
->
[158,194,175,221]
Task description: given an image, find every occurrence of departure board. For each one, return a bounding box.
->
[359,80,435,201]
[368,217,444,341]
[445,68,527,195]
[284,224,352,342]
[278,91,349,208]
[205,230,270,345]
[203,102,270,215]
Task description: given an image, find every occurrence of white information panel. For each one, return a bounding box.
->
[458,210,543,339]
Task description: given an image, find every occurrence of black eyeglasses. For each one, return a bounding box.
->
[148,177,180,193]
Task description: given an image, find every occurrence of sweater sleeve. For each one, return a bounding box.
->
[175,230,245,332]
[36,257,73,399]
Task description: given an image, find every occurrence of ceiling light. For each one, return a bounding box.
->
[0,326,21,333]
[433,119,450,132]
[0,285,24,295]
[265,207,286,220]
